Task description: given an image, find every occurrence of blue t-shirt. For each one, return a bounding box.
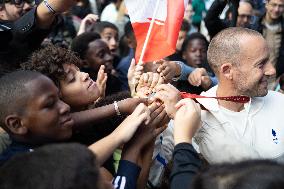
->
[0,141,34,166]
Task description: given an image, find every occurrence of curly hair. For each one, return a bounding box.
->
[22,45,82,86]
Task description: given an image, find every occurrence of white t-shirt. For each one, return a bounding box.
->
[193,86,284,164]
[100,3,118,24]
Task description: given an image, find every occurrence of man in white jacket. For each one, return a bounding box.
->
[155,27,284,164]
[193,27,284,164]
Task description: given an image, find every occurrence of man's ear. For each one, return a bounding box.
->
[5,115,28,135]
[220,63,233,80]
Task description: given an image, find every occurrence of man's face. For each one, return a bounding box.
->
[100,27,119,55]
[176,31,187,51]
[182,38,207,68]
[0,1,24,21]
[22,76,74,143]
[59,64,100,109]
[266,0,284,21]
[237,2,253,27]
[231,36,276,97]
[86,39,114,74]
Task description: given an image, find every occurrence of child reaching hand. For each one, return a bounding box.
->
[0,70,152,168]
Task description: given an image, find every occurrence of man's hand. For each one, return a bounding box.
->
[152,84,181,119]
[174,99,201,145]
[155,60,181,83]
[188,68,212,90]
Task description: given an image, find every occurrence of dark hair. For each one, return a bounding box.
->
[0,70,43,127]
[89,21,119,34]
[192,160,284,189]
[181,32,209,54]
[124,21,134,38]
[0,143,100,189]
[21,45,82,86]
[71,32,101,59]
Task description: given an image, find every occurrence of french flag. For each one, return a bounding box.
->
[125,0,188,63]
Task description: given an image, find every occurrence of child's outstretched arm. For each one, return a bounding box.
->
[113,103,169,189]
[71,97,147,130]
[88,103,151,166]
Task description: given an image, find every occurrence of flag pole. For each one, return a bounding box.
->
[133,0,162,87]
[138,0,161,65]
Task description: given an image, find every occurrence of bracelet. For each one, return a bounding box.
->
[43,0,57,14]
[113,101,121,116]
[172,61,182,82]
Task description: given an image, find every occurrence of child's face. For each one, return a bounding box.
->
[183,38,207,68]
[86,39,114,74]
[100,27,119,55]
[22,75,73,142]
[59,64,100,109]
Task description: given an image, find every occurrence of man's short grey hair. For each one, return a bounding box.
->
[207,27,262,75]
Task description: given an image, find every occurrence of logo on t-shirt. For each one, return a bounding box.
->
[272,129,279,144]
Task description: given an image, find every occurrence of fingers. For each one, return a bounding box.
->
[83,14,99,23]
[128,58,136,73]
[132,103,147,115]
[161,66,170,78]
[188,68,209,87]
[143,73,149,85]
[175,98,196,109]
[132,103,151,125]
[102,73,107,84]
[154,124,167,136]
[200,76,212,90]
[156,83,179,93]
[152,91,168,101]
[146,72,153,88]
[188,72,201,86]
[149,104,164,120]
[157,75,165,86]
[97,65,105,80]
[150,73,160,91]
[175,99,201,117]
[157,62,166,73]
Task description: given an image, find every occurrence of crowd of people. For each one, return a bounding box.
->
[1,0,284,188]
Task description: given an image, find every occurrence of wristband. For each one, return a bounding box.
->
[43,0,57,14]
[113,101,121,116]
[172,61,182,81]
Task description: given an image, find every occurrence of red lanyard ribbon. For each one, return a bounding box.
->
[180,92,250,110]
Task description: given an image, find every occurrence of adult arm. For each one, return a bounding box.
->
[204,0,228,38]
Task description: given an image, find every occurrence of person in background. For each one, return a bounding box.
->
[204,0,253,38]
[0,0,76,73]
